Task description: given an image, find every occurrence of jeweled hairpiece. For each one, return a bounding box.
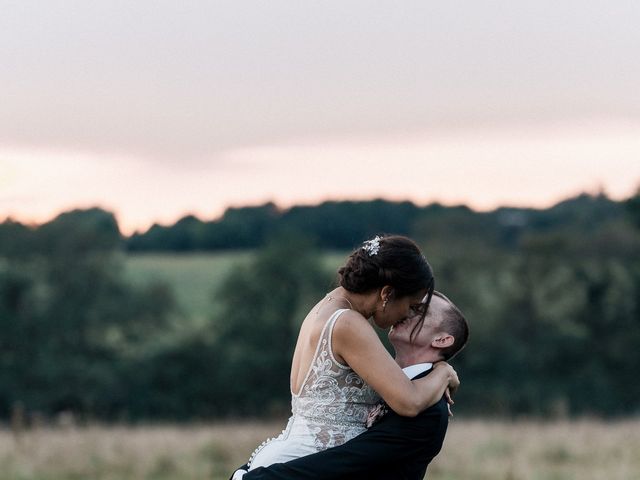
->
[362,236,381,256]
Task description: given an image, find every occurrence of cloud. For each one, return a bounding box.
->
[1,1,639,162]
[2,117,639,234]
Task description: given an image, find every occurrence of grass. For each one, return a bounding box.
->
[123,252,254,323]
[2,419,639,480]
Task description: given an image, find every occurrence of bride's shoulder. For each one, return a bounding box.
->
[336,308,367,323]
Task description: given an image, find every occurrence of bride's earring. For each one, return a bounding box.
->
[382,298,389,312]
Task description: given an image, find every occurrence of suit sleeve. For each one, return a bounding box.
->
[243,400,448,480]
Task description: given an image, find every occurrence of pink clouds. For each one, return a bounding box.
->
[2,118,639,235]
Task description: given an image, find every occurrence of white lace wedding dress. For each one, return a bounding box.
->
[247,308,381,470]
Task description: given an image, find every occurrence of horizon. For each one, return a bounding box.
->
[4,117,640,235]
[2,187,626,237]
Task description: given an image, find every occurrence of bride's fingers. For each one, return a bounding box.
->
[449,384,459,397]
[444,388,454,417]
[448,369,460,394]
[444,388,454,405]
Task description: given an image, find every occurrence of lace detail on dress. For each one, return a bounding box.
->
[247,309,380,469]
[291,309,380,448]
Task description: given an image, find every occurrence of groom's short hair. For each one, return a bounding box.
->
[432,291,469,361]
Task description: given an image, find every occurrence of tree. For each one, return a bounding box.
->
[210,233,332,415]
[0,208,178,420]
[625,187,640,229]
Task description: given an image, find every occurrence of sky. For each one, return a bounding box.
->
[1,1,639,234]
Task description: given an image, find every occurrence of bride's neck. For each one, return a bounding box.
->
[335,287,377,318]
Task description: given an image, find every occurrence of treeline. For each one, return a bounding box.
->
[126,194,631,252]
[0,209,178,419]
[1,193,639,421]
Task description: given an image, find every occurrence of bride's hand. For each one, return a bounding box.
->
[433,361,459,398]
[445,389,453,417]
[434,362,459,417]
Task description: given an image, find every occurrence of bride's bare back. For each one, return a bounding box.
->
[290,290,352,394]
[248,290,381,469]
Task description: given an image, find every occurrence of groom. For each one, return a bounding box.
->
[232,290,469,480]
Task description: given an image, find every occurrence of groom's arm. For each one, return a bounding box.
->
[243,399,448,480]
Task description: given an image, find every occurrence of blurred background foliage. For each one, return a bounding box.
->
[1,191,639,422]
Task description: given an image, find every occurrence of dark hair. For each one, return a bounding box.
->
[431,290,469,361]
[338,235,434,300]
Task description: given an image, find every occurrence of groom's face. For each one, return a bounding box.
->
[388,295,445,348]
[375,288,428,329]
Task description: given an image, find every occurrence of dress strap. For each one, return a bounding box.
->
[292,308,350,396]
[323,308,350,369]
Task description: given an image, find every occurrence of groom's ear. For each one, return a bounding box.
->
[432,333,454,349]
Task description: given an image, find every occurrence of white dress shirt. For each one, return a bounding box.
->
[402,362,433,379]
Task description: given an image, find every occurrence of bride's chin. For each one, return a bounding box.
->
[372,318,389,329]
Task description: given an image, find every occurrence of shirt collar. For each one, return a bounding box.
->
[402,362,433,379]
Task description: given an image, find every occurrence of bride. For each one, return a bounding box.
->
[241,235,459,473]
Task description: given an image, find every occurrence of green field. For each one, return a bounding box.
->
[123,251,347,324]
[3,419,639,480]
[124,252,254,323]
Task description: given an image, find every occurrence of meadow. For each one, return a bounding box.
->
[124,252,254,323]
[2,419,639,480]
[123,251,346,323]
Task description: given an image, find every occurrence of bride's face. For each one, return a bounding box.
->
[373,288,428,329]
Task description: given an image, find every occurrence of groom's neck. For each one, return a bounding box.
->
[394,350,419,369]
[394,347,437,369]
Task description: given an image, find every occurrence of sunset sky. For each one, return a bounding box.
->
[2,1,639,234]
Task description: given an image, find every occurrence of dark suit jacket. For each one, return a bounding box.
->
[240,369,449,480]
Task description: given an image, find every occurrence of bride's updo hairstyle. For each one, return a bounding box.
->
[338,235,434,301]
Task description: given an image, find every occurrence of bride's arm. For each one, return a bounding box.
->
[333,311,458,417]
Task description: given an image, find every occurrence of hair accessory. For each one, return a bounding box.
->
[362,236,381,256]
